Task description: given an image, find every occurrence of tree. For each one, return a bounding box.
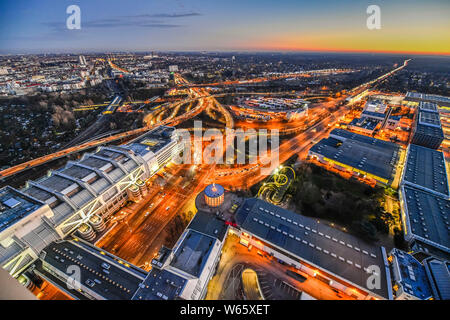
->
[297,182,321,206]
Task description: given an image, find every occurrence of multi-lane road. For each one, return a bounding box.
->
[96,162,215,269]
[1,62,406,181]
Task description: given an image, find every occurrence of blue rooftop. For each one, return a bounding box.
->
[390,248,433,300]
[418,102,439,114]
[361,110,386,119]
[204,184,225,198]
[423,258,450,300]
[0,186,43,232]
[415,123,444,138]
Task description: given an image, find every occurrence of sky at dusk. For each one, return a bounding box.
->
[0,0,449,54]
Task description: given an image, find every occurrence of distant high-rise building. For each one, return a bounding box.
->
[79,55,87,66]
[169,65,178,72]
[411,102,444,149]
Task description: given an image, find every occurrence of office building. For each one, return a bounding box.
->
[79,55,87,66]
[411,103,444,149]
[388,248,449,300]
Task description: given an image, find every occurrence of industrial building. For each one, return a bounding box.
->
[411,102,444,149]
[0,126,183,278]
[234,198,393,300]
[348,116,380,135]
[418,102,440,113]
[402,144,449,199]
[35,239,147,300]
[348,99,401,135]
[399,136,450,260]
[6,180,447,301]
[308,129,402,186]
[399,185,450,257]
[404,92,450,108]
[238,97,309,112]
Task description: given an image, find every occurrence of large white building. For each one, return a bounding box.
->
[0,126,183,278]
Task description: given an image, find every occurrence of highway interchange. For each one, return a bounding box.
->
[4,62,409,300]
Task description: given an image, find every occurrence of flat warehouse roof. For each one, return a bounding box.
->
[0,186,43,232]
[403,144,449,197]
[80,156,111,169]
[40,240,143,300]
[402,186,450,253]
[235,198,391,299]
[310,129,400,182]
[187,210,228,241]
[170,230,217,277]
[132,268,186,300]
[423,258,450,300]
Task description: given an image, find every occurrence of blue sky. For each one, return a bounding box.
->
[0,0,449,54]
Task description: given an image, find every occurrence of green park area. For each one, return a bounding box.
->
[286,163,404,246]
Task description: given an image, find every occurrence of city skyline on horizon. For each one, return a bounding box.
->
[1,0,449,55]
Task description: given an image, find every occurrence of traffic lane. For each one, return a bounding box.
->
[97,166,184,251]
[120,168,212,267]
[100,178,184,257]
[206,235,354,300]
[99,166,211,266]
